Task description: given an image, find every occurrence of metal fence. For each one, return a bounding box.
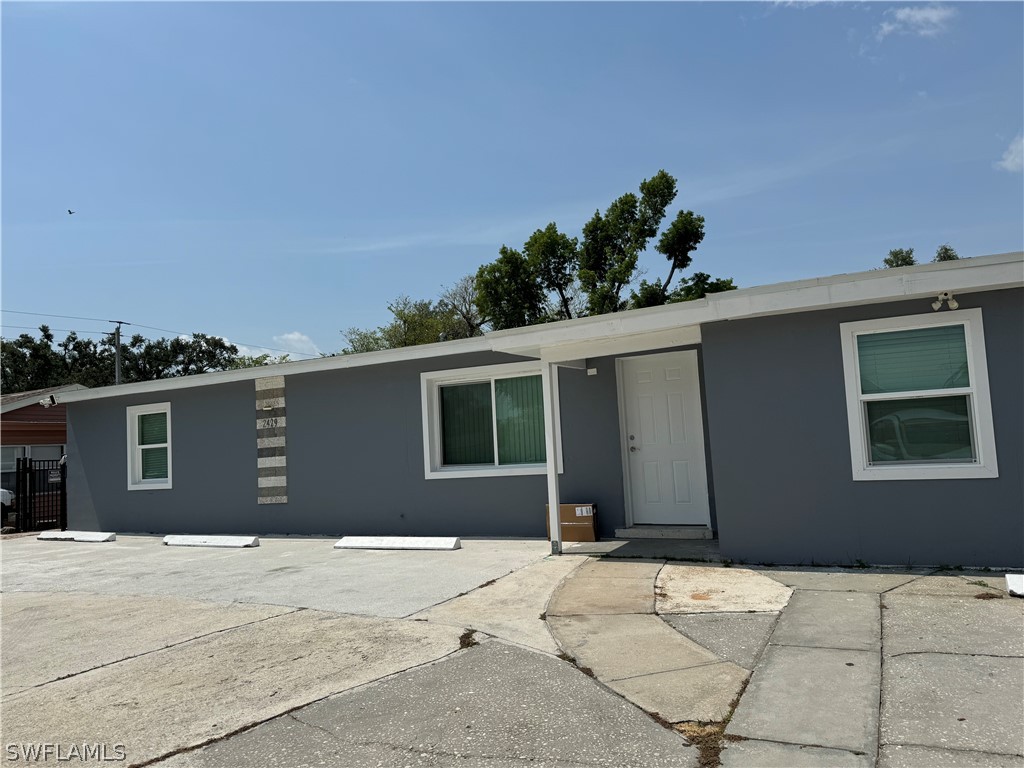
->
[13,457,67,532]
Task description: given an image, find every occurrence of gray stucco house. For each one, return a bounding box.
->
[55,252,1023,567]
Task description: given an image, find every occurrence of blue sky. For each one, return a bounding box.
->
[3,2,1022,359]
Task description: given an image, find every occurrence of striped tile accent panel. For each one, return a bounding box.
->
[256,375,287,504]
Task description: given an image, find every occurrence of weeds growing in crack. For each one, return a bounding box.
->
[975,592,1003,600]
[672,675,752,768]
[459,630,478,649]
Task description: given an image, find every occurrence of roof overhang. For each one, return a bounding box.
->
[53,251,1023,405]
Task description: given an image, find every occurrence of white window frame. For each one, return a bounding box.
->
[421,361,563,479]
[126,403,172,490]
[839,308,998,481]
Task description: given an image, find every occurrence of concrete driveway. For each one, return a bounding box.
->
[0,535,700,767]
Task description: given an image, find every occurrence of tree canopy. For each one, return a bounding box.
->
[475,170,734,330]
[883,247,917,268]
[0,327,285,394]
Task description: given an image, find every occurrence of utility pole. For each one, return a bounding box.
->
[110,320,130,385]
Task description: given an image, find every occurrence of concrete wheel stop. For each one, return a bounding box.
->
[162,535,259,548]
[37,530,117,543]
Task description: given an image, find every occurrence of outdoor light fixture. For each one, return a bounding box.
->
[932,291,959,311]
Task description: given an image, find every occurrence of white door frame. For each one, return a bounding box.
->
[615,350,711,528]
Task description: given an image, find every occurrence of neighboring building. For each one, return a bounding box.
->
[1,384,86,490]
[52,253,1023,567]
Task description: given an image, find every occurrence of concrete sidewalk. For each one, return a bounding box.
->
[546,557,1024,768]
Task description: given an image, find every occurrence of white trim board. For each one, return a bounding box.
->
[334,536,462,551]
[49,252,1022,405]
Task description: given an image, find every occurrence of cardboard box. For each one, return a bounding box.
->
[545,503,598,543]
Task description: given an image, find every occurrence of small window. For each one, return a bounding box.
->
[30,445,64,462]
[1,447,25,472]
[422,363,560,479]
[840,309,998,481]
[127,403,172,490]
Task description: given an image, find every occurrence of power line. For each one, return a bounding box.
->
[0,309,318,358]
[1,325,110,335]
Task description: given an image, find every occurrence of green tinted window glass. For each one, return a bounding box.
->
[858,325,969,394]
[866,396,974,464]
[496,375,546,465]
[138,412,168,445]
[440,383,494,465]
[140,446,169,479]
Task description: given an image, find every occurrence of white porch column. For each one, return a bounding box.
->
[541,361,562,555]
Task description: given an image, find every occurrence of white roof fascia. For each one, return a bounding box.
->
[1,384,89,414]
[52,252,1022,405]
[490,252,1023,355]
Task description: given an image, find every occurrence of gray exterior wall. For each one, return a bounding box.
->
[67,351,637,538]
[701,288,1023,568]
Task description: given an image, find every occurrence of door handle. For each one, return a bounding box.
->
[629,446,638,452]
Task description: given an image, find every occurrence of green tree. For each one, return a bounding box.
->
[438,275,488,337]
[578,170,678,314]
[474,170,734,326]
[475,246,547,331]
[934,244,959,262]
[341,295,477,354]
[1,327,246,393]
[523,223,579,320]
[883,248,916,268]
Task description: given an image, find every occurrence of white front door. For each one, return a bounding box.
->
[619,351,711,526]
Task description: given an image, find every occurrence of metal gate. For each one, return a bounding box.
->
[13,457,67,532]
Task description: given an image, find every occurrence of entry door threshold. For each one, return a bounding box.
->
[614,525,714,541]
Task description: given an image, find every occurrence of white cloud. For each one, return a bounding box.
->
[994,133,1024,173]
[876,5,956,41]
[272,331,321,357]
[231,332,322,360]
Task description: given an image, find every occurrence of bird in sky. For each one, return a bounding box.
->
[67,209,75,215]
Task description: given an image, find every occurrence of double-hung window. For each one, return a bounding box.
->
[839,309,998,480]
[127,403,172,490]
[422,363,559,478]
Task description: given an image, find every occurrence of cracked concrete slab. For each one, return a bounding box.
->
[0,592,293,695]
[546,574,655,616]
[411,553,585,653]
[879,744,1024,768]
[2,608,462,766]
[882,593,1024,657]
[0,535,550,618]
[881,653,1024,756]
[657,565,791,613]
[573,558,665,579]
[607,662,749,723]
[719,739,873,767]
[763,569,923,593]
[158,641,699,768]
[770,590,880,651]
[660,613,777,670]
[547,613,719,680]
[727,645,880,755]
[888,575,1005,597]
